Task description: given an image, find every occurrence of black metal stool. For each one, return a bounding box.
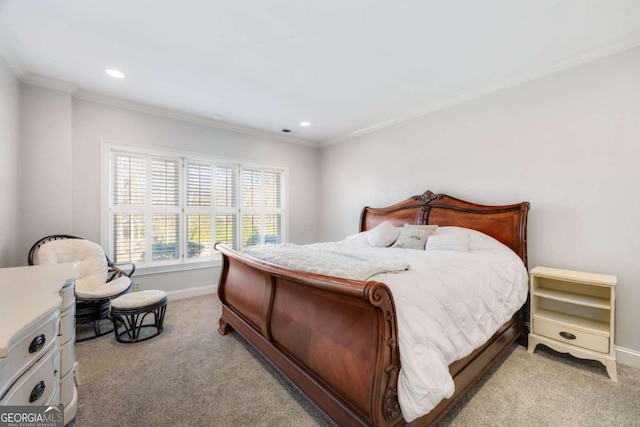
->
[110,290,168,343]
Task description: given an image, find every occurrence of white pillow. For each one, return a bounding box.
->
[425,233,470,252]
[366,221,400,247]
[432,226,506,251]
[392,224,438,249]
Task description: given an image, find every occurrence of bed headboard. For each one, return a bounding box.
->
[360,190,530,267]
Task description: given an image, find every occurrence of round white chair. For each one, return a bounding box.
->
[28,235,135,342]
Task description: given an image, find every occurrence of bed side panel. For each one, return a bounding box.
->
[270,278,379,418]
[218,256,271,335]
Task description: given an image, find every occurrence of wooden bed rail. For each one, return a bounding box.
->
[215,243,403,427]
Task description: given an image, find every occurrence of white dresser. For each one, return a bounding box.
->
[0,264,79,423]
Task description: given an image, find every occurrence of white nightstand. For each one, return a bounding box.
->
[528,266,617,381]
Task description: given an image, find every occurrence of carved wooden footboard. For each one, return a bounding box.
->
[216,190,530,426]
[216,244,402,426]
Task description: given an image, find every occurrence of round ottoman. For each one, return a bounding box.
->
[110,290,168,343]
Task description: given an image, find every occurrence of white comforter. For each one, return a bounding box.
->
[242,243,409,280]
[245,227,528,422]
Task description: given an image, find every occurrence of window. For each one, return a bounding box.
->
[103,143,286,271]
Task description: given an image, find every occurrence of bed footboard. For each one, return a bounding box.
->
[216,243,403,427]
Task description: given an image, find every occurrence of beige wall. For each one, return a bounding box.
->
[19,85,74,259]
[319,47,640,354]
[0,56,20,267]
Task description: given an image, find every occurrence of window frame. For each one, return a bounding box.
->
[100,140,289,276]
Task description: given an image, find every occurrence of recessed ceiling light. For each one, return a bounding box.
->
[105,69,125,79]
[300,121,311,127]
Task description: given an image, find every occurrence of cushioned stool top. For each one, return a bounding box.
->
[111,290,167,309]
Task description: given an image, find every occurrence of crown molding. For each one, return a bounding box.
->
[73,90,321,148]
[16,73,319,147]
[20,73,79,94]
[322,35,640,147]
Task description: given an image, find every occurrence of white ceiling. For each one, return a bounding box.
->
[1,1,639,146]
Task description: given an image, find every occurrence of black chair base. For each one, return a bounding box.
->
[75,299,114,342]
[111,297,168,344]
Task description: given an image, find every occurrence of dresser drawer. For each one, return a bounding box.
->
[0,310,59,398]
[0,345,59,405]
[533,317,609,353]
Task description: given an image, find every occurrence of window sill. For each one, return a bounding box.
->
[132,258,222,276]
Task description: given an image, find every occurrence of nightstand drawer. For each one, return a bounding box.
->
[534,317,609,353]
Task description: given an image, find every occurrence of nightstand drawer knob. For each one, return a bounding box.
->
[559,331,577,340]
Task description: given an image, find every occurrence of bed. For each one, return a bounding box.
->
[215,190,530,426]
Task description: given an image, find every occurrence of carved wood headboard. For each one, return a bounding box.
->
[359,190,530,267]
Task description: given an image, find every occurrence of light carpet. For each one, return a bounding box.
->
[73,294,640,426]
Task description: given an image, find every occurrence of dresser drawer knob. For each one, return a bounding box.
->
[559,331,577,340]
[29,334,46,353]
[29,381,46,403]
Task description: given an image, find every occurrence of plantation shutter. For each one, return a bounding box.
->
[151,158,181,261]
[112,154,146,263]
[186,162,213,258]
[240,168,283,248]
[263,170,282,244]
[105,144,285,267]
[214,165,238,249]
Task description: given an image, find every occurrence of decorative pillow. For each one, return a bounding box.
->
[425,233,470,252]
[391,224,438,249]
[366,221,400,247]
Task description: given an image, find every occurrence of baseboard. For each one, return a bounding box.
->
[616,346,640,369]
[166,284,217,300]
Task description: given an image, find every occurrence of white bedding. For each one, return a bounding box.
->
[242,243,410,280]
[243,226,528,422]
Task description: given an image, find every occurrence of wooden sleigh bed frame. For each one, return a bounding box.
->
[215,190,530,426]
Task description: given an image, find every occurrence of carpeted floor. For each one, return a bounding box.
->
[73,294,640,426]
